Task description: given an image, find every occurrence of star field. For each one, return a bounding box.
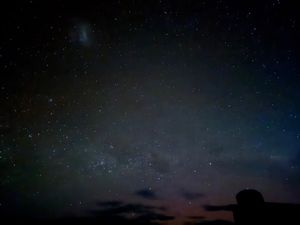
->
[0,0,300,224]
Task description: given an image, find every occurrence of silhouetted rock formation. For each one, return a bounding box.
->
[205,189,300,225]
[233,189,265,224]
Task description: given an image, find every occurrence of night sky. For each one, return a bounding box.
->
[1,0,300,224]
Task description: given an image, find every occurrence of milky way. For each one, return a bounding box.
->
[1,1,300,224]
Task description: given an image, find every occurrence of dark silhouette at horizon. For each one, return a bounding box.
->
[1,189,300,224]
[204,189,300,225]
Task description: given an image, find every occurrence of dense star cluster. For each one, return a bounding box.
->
[0,0,299,224]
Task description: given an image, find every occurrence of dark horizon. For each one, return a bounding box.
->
[1,189,300,225]
[1,1,300,224]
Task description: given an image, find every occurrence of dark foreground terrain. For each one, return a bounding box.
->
[1,190,300,225]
